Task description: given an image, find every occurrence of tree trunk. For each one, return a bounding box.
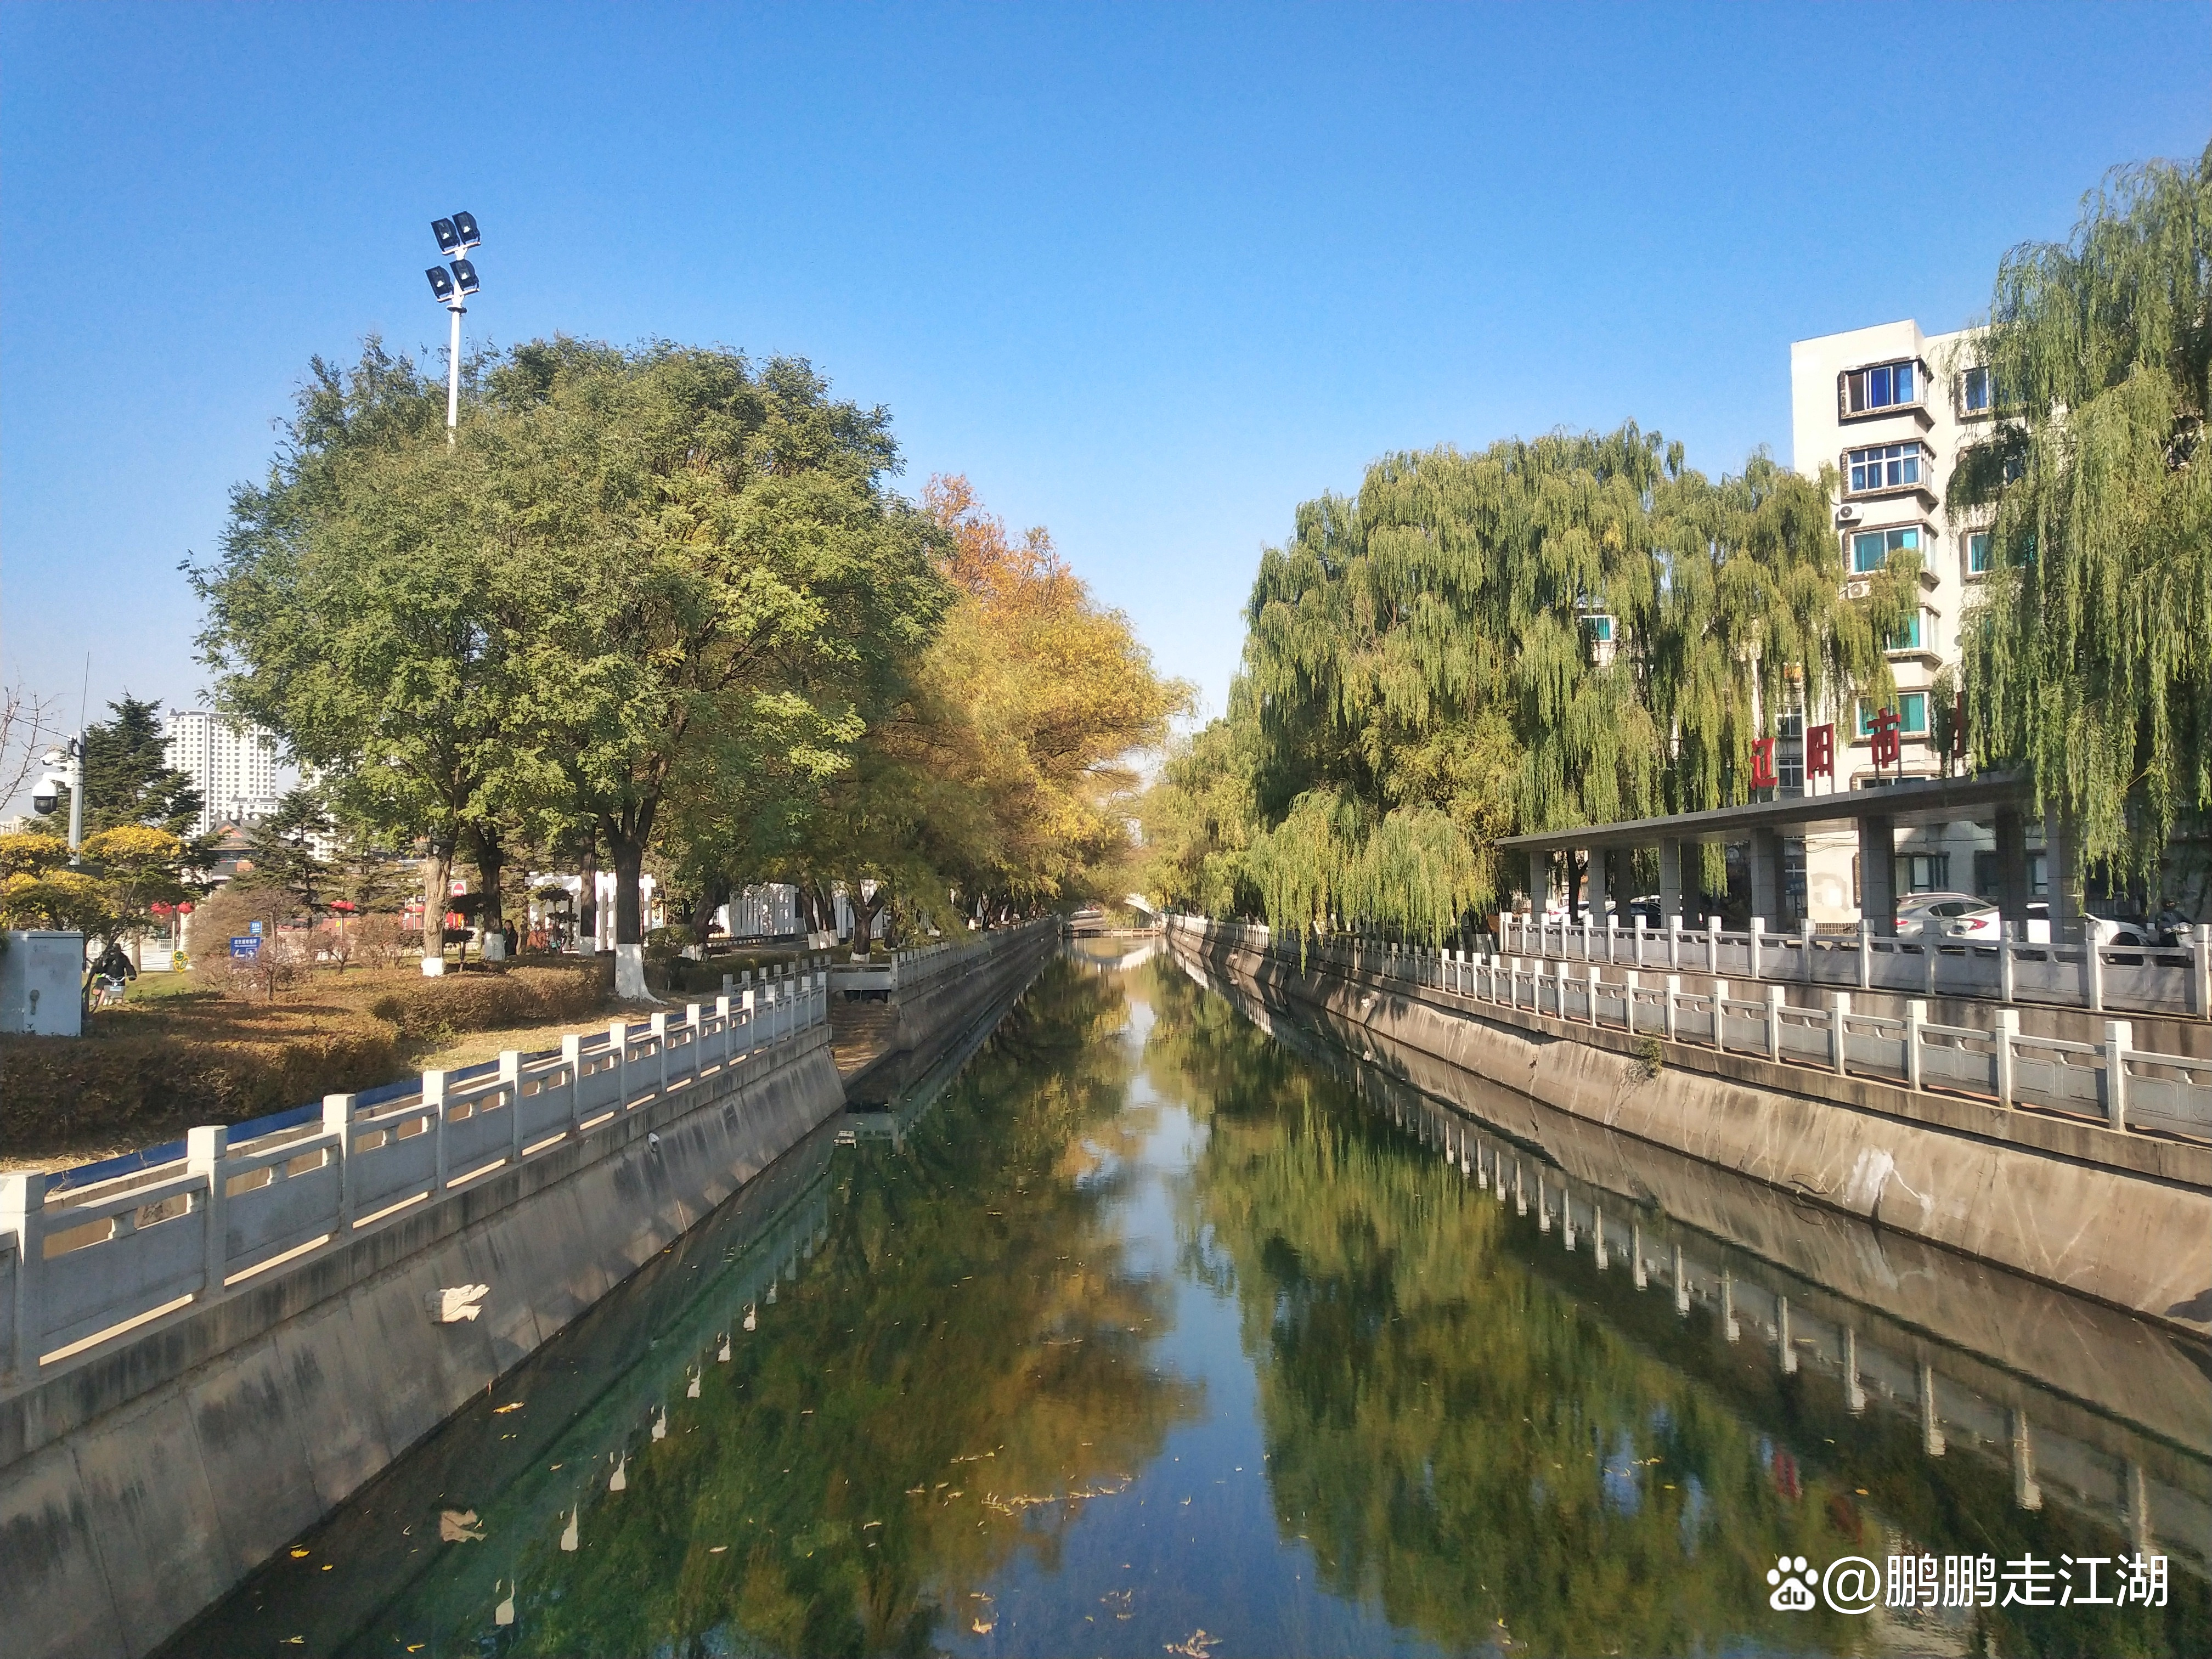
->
[689,874,732,950]
[466,823,506,961]
[420,839,452,977]
[608,830,654,1000]
[847,877,885,955]
[578,838,600,953]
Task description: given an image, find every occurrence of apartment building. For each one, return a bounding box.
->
[162,709,283,835]
[1787,318,2035,923]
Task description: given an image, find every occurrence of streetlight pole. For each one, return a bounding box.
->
[445,297,465,441]
[425,212,482,447]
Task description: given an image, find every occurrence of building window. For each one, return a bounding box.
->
[1849,524,1921,573]
[1856,692,1929,738]
[1965,530,1993,575]
[1884,611,1922,652]
[1846,441,1932,494]
[1842,359,1919,415]
[1584,614,1613,644]
[1961,365,1994,415]
[1776,711,1805,795]
[1895,853,1950,894]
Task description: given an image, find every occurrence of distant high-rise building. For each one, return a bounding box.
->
[163,710,283,834]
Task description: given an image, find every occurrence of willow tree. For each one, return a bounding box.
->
[1954,144,2212,901]
[1227,427,1894,941]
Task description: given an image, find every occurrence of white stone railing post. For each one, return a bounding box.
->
[1588,964,1602,1029]
[323,1093,358,1232]
[607,1019,629,1104]
[1663,974,1681,1041]
[561,1034,587,1128]
[1904,1001,1926,1092]
[1748,918,1763,981]
[4,1171,47,1377]
[1667,914,1681,971]
[1829,991,1850,1074]
[1707,918,1720,976]
[2104,1020,2133,1132]
[1713,980,1730,1053]
[496,1049,523,1160]
[2086,938,2107,1013]
[1766,985,1785,1062]
[1858,921,1872,990]
[187,1125,229,1296]
[2000,926,2018,1003]
[1994,1008,2018,1107]
[2192,924,2211,1019]
[650,1011,670,1094]
[1799,919,1815,984]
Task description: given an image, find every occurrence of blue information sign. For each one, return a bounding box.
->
[230,936,262,959]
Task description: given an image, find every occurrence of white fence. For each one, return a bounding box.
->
[1497,911,2212,1020]
[0,972,831,1385]
[826,921,1048,996]
[1168,916,2212,1143]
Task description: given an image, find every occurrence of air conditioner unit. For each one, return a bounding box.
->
[1836,503,1860,526]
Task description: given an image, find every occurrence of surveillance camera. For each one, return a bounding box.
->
[31,789,58,816]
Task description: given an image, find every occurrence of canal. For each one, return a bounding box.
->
[163,945,2209,1657]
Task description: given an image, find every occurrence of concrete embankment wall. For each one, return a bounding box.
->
[0,942,1051,1659]
[839,923,1059,1103]
[1172,930,2212,1339]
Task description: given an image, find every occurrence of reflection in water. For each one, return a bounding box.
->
[165,953,2208,1658]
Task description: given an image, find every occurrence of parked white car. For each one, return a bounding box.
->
[1894,891,1996,939]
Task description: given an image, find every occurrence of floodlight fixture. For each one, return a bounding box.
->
[432,217,461,254]
[450,210,480,248]
[450,258,480,296]
[426,265,456,302]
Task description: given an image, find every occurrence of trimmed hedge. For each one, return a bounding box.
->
[0,958,614,1169]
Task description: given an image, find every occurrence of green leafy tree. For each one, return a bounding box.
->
[230,786,335,924]
[194,340,533,975]
[482,342,949,995]
[1953,143,2212,907]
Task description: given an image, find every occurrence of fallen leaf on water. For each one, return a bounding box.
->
[709,1545,727,1554]
[439,1509,486,1543]
[492,1402,524,1414]
[1165,1633,1220,1659]
[289,1547,310,1559]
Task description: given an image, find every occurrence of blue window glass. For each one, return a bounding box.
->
[1962,366,1993,413]
[1847,442,1927,493]
[1868,364,1891,407]
[1966,531,1993,574]
[1886,611,1921,651]
[1851,525,1921,573]
[1893,362,1913,402]
[1898,692,1928,735]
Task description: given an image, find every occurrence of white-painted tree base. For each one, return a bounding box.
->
[481,934,507,962]
[613,942,657,1001]
[421,956,447,977]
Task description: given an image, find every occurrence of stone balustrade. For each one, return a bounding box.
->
[0,972,830,1386]
[1167,915,2212,1143]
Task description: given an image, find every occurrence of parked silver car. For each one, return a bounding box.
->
[1893,891,1997,939]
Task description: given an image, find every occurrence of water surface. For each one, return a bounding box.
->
[166,945,2209,1657]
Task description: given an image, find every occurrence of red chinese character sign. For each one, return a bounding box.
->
[1807,723,1835,787]
[1750,737,1777,792]
[1870,706,1902,769]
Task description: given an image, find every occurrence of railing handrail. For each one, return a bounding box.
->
[1163,913,2211,1149]
[1,970,838,1386]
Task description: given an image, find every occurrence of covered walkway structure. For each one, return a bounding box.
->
[1495,772,2061,939]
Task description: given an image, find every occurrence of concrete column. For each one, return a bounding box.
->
[2044,806,2083,942]
[1588,847,1610,920]
[1657,838,1684,926]
[1749,827,1783,926]
[1994,808,2032,934]
[1528,849,1550,913]
[1858,813,1897,936]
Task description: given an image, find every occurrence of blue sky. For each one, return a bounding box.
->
[4,2,2207,756]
